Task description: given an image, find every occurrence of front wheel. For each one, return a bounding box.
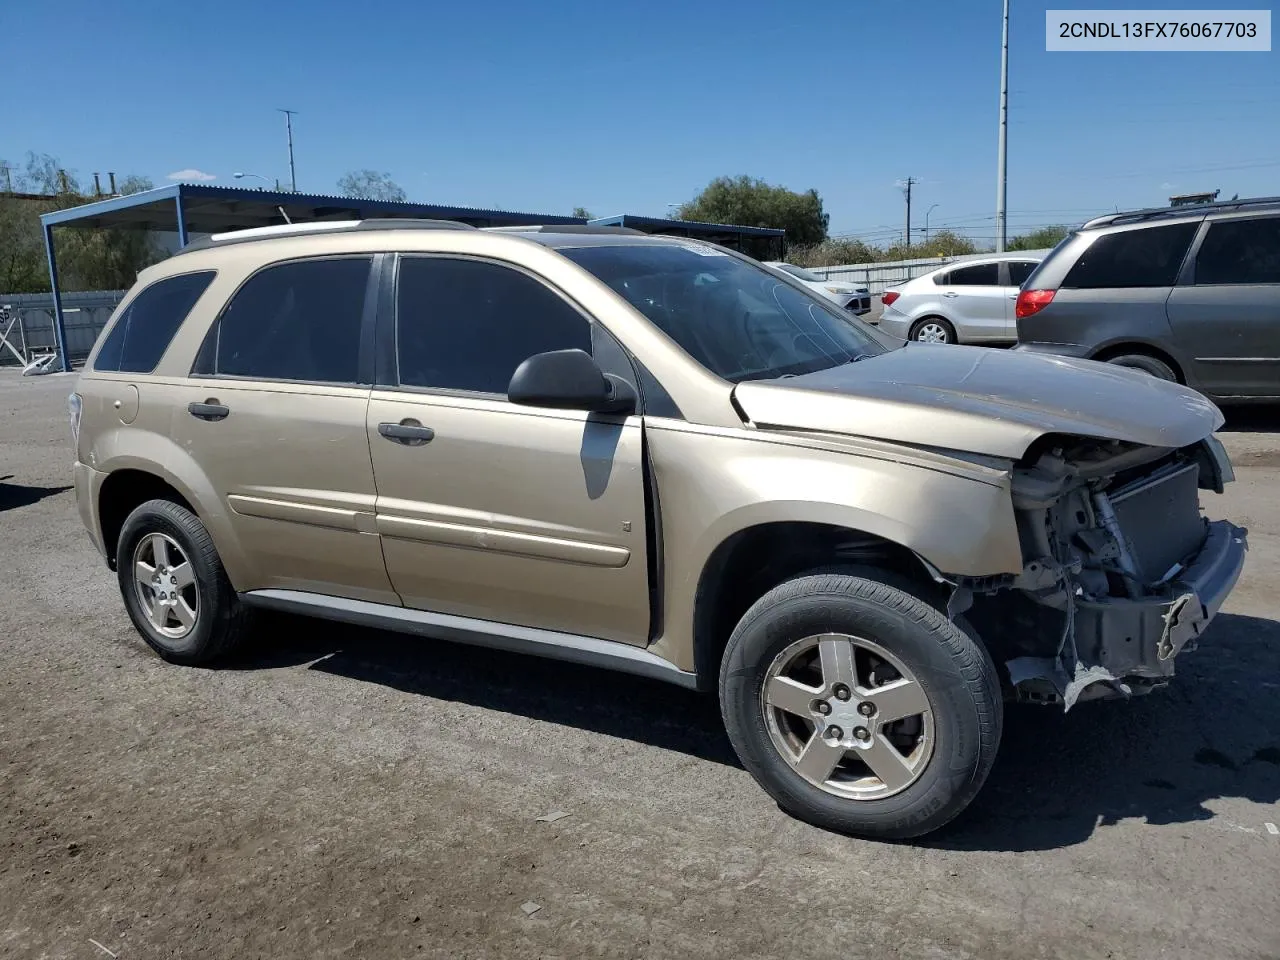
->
[719,571,1002,840]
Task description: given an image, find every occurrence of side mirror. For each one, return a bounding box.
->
[508,348,636,414]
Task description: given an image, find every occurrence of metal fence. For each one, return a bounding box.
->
[804,250,1052,295]
[0,290,126,365]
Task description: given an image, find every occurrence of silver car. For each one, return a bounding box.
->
[878,254,1043,344]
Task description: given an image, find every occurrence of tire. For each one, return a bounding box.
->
[909,317,956,345]
[719,570,1002,840]
[1104,353,1178,382]
[116,499,253,665]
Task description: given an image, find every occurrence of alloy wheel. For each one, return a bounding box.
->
[132,532,199,639]
[915,322,950,344]
[761,633,934,800]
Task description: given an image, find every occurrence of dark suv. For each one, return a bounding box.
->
[1013,197,1280,401]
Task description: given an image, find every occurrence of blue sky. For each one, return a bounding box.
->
[4,0,1277,245]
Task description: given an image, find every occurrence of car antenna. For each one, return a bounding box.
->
[277,206,293,224]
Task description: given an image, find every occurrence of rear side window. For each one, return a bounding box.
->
[93,271,215,373]
[209,257,372,383]
[1195,217,1280,285]
[1007,261,1039,286]
[940,263,999,286]
[395,257,592,395]
[1062,223,1197,289]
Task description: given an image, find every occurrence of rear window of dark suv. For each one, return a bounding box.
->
[1062,222,1198,289]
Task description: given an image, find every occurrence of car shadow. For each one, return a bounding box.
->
[224,611,1280,849]
[0,480,72,512]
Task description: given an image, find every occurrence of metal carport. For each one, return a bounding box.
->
[38,183,588,372]
[587,214,785,260]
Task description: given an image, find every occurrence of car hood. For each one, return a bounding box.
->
[732,343,1223,460]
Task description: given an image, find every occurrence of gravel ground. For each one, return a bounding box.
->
[2,369,1278,960]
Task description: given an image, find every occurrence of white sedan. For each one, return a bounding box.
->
[765,262,872,316]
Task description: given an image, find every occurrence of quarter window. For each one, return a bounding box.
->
[93,271,215,373]
[211,257,372,383]
[395,257,593,394]
[1007,261,1039,286]
[1062,223,1197,289]
[1194,217,1280,285]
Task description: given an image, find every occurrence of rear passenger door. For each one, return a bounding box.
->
[366,254,652,647]
[173,255,398,604]
[1167,214,1280,397]
[937,262,1008,342]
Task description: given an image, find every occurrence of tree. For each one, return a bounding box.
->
[337,170,407,202]
[1008,225,1071,251]
[1,152,161,293]
[678,175,829,246]
[788,238,879,268]
[571,206,592,220]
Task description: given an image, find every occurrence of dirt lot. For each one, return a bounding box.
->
[2,370,1278,960]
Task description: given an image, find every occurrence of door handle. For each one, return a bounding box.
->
[942,291,959,298]
[188,401,230,421]
[378,420,435,446]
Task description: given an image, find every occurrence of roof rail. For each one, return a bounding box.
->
[483,224,646,235]
[174,217,478,255]
[1083,195,1280,230]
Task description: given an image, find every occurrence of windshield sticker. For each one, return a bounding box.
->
[673,240,729,257]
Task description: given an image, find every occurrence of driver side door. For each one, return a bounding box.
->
[366,254,653,647]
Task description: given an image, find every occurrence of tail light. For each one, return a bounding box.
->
[1015,289,1055,319]
[881,290,900,307]
[68,392,82,447]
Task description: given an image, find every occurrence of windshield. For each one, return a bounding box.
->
[774,263,823,282]
[564,243,888,383]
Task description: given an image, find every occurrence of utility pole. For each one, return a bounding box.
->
[0,163,12,194]
[278,108,298,192]
[903,177,916,248]
[995,0,1010,252]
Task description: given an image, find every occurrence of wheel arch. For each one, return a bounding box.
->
[690,520,942,692]
[1089,341,1186,383]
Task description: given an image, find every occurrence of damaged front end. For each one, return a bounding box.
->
[957,434,1248,709]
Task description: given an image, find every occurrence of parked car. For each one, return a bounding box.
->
[878,254,1044,344]
[1014,197,1280,401]
[71,221,1245,840]
[764,261,872,315]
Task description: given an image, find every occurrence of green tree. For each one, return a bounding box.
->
[678,175,829,246]
[1008,224,1071,251]
[1,152,161,293]
[788,238,879,268]
[337,170,407,202]
[571,206,592,220]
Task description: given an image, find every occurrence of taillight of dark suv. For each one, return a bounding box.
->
[1015,289,1055,319]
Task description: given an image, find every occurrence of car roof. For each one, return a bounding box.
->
[1081,195,1280,230]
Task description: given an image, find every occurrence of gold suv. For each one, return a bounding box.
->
[71,220,1247,839]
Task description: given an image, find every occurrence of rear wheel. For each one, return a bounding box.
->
[1104,353,1178,382]
[719,570,1001,839]
[909,317,956,344]
[116,499,253,665]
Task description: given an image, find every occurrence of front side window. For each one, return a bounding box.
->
[944,263,1000,286]
[211,257,371,383]
[93,271,215,373]
[396,257,593,394]
[563,242,886,383]
[1195,217,1280,285]
[1062,222,1198,289]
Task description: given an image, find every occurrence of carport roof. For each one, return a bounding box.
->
[39,182,586,232]
[587,213,785,238]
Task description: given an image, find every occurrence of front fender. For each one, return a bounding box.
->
[645,423,1022,672]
